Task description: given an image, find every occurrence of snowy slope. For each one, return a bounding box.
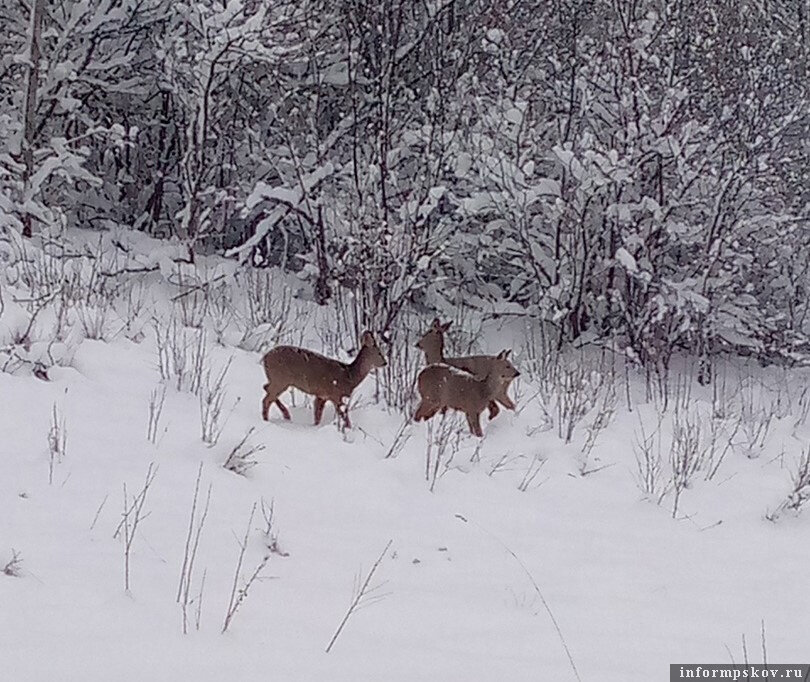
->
[1,236,809,682]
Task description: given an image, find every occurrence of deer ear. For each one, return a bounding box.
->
[497,349,511,360]
[441,321,452,332]
[431,317,442,329]
[360,331,374,346]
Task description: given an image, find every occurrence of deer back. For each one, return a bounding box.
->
[263,331,386,400]
[263,346,350,398]
[417,364,494,413]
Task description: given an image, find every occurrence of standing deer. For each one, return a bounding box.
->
[415,318,519,419]
[261,331,387,428]
[413,358,520,437]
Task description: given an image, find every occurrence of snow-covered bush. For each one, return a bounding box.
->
[0,0,806,371]
[767,448,810,521]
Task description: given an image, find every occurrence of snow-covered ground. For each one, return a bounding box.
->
[2,231,809,681]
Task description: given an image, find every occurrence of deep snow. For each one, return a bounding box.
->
[1,236,809,682]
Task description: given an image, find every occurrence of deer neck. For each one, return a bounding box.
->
[346,346,373,389]
[423,336,445,364]
[484,372,501,397]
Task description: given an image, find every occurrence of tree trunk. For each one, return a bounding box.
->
[21,0,45,238]
[314,207,332,304]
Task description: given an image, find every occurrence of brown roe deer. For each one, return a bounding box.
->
[415,318,519,419]
[413,359,520,437]
[261,331,386,428]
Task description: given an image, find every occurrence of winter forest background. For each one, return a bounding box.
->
[2,2,810,679]
[2,0,808,369]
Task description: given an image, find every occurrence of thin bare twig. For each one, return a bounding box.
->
[222,503,270,634]
[455,514,581,682]
[325,539,393,653]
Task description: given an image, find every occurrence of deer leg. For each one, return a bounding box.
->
[335,399,352,429]
[473,412,484,438]
[440,406,448,415]
[487,401,500,420]
[414,400,437,422]
[465,411,479,436]
[313,396,326,425]
[263,383,290,421]
[262,393,272,421]
[274,399,291,420]
[262,384,272,421]
[496,389,516,411]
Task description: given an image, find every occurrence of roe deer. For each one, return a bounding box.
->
[413,359,520,437]
[261,331,386,428]
[415,318,519,419]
